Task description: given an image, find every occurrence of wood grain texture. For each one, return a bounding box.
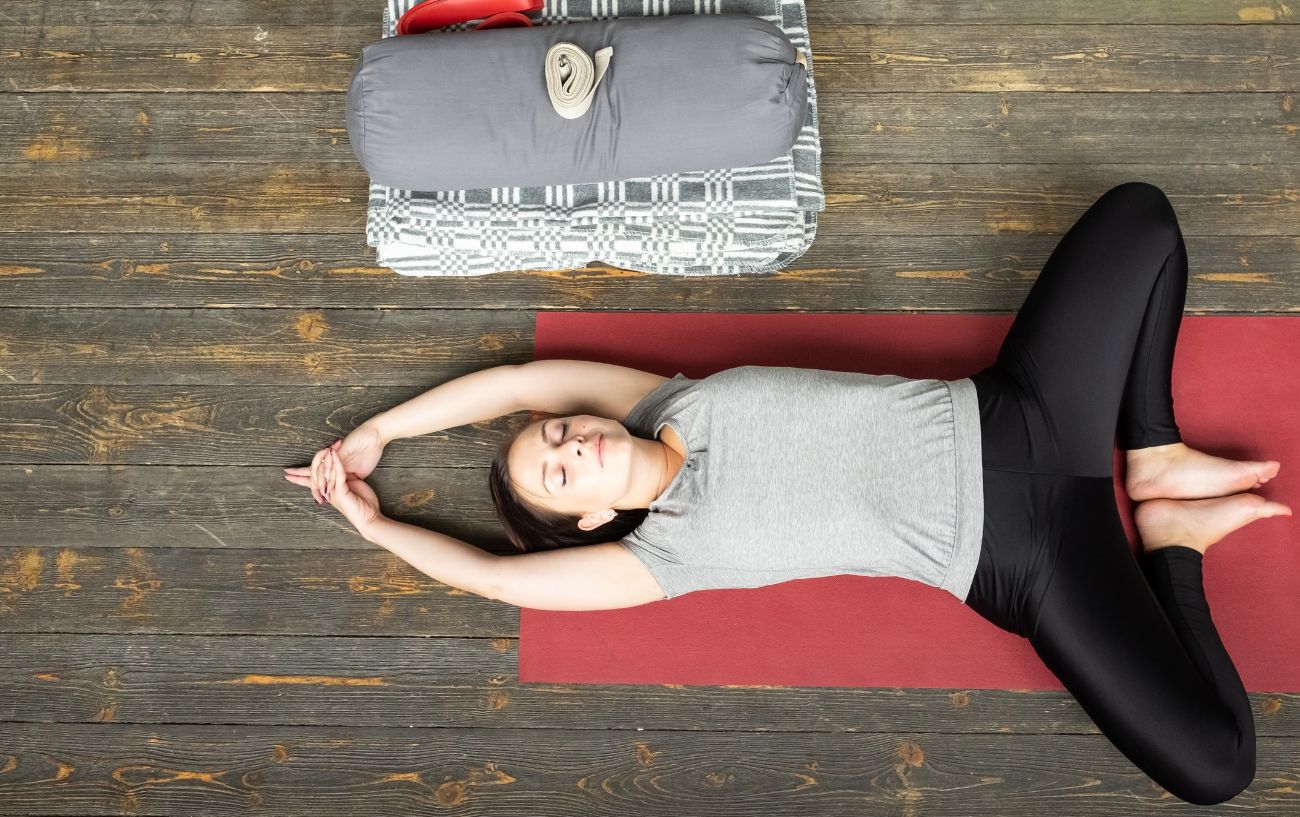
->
[0,547,508,632]
[0,634,1297,736]
[815,92,1300,166]
[0,387,527,463]
[2,1,1297,812]
[3,94,354,163]
[4,24,1297,92]
[0,309,533,384]
[0,723,1297,815]
[0,465,508,548]
[4,92,1297,165]
[0,233,1296,311]
[813,166,1300,237]
[2,163,1299,235]
[807,25,1299,93]
[7,0,1297,25]
[0,162,371,233]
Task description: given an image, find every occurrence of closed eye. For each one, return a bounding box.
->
[549,420,569,489]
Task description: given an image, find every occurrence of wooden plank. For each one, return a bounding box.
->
[0,386,528,463]
[807,25,1299,93]
[0,233,1296,312]
[6,0,1295,26]
[0,466,507,549]
[0,162,370,233]
[0,723,1296,814]
[0,548,510,633]
[813,165,1300,237]
[0,308,533,384]
[810,0,1300,24]
[0,634,1297,736]
[816,92,1300,166]
[1,562,1295,738]
[2,163,1299,235]
[2,93,353,163]
[3,25,370,92]
[4,92,1297,166]
[3,0,385,26]
[4,24,1296,92]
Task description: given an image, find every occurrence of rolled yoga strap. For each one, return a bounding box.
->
[346,13,809,191]
[545,42,614,119]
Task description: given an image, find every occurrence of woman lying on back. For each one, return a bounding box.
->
[285,183,1290,805]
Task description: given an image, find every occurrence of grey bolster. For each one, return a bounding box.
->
[346,14,809,191]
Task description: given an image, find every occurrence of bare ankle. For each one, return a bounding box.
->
[1134,499,1196,554]
[1127,442,1185,463]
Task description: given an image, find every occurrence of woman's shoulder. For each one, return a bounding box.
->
[658,421,687,457]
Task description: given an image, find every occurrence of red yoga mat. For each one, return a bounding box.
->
[520,313,1299,691]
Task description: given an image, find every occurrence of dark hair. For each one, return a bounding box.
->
[488,413,650,553]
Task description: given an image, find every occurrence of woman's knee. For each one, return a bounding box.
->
[1098,181,1182,248]
[1160,728,1256,805]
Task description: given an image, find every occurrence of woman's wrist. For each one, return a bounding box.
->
[363,414,396,446]
[358,512,390,542]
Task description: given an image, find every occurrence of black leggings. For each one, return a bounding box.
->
[964,182,1256,805]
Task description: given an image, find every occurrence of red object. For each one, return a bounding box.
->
[397,0,542,34]
[473,11,534,29]
[520,313,1300,691]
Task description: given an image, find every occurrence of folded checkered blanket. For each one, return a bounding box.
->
[367,0,824,276]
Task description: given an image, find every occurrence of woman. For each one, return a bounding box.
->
[285,182,1290,804]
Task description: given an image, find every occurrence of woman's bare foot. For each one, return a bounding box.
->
[1134,492,1292,556]
[1126,442,1280,501]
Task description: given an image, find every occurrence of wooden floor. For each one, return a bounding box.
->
[1,1,1298,814]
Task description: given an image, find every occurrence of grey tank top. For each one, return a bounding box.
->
[618,365,984,601]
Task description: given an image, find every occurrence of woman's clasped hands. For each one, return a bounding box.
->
[282,422,388,534]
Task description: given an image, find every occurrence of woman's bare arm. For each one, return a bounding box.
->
[361,360,665,444]
[510,359,666,418]
[358,515,501,600]
[356,517,666,610]
[364,364,526,444]
[486,542,668,610]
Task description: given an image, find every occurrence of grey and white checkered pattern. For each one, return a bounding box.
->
[367,0,824,276]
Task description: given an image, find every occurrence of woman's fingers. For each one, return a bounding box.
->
[322,444,348,501]
[310,447,330,503]
[327,448,346,502]
[324,449,347,504]
[282,441,349,505]
[329,450,348,498]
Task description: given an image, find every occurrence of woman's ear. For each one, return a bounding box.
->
[528,409,560,423]
[577,509,617,531]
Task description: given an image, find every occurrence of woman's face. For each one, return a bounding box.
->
[507,414,636,519]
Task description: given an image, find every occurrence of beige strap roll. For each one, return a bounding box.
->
[545,42,614,119]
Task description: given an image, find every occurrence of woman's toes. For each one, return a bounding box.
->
[1261,500,1293,518]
